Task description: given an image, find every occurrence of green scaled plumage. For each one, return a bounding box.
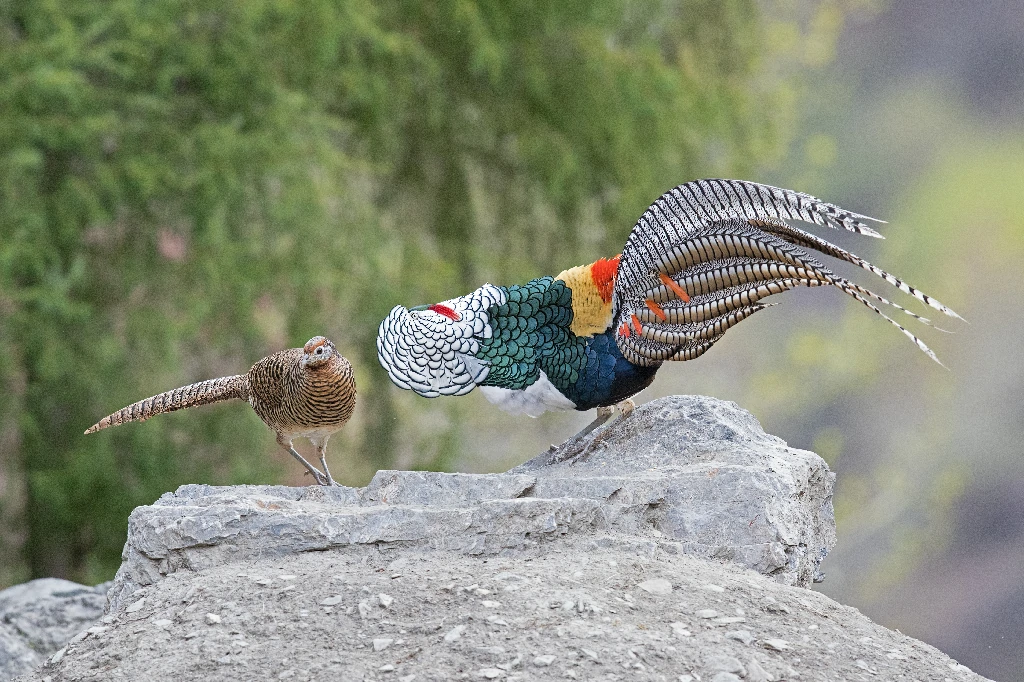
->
[475,277,588,393]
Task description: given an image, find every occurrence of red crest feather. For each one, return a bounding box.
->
[427,304,461,321]
[589,256,621,303]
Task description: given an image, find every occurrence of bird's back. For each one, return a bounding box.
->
[472,269,658,412]
[376,260,658,416]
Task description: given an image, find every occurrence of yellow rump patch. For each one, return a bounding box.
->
[555,258,618,338]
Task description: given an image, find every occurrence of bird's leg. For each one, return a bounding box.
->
[277,433,328,486]
[578,405,617,440]
[547,406,614,454]
[313,436,339,487]
[573,398,635,456]
[544,405,616,464]
[547,400,637,467]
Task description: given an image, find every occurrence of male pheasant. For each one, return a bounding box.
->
[86,336,356,485]
[377,179,961,454]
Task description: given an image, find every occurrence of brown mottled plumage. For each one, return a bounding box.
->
[85,336,356,486]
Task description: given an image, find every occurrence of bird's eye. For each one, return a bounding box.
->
[316,347,323,354]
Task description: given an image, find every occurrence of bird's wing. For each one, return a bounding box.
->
[612,179,960,367]
[247,348,302,410]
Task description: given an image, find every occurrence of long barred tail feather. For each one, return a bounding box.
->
[834,286,945,367]
[667,178,886,239]
[636,278,807,326]
[752,217,963,320]
[828,276,953,332]
[84,374,250,434]
[613,180,961,367]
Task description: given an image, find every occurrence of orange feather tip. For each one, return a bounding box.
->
[618,322,631,338]
[630,314,642,336]
[659,273,690,303]
[645,298,667,321]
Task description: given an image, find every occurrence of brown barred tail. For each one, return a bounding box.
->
[84,375,250,434]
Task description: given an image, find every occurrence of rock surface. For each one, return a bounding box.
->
[19,544,986,681]
[7,395,987,680]
[107,395,835,613]
[0,578,110,679]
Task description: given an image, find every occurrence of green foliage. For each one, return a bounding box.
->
[0,0,821,584]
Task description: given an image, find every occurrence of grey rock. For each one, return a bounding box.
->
[638,578,673,595]
[746,658,775,682]
[704,654,745,675]
[124,596,146,613]
[710,673,742,682]
[670,622,692,638]
[704,655,745,675]
[725,629,754,645]
[762,638,790,651]
[0,578,109,679]
[444,624,466,643]
[107,396,835,611]
[516,396,835,585]
[9,395,988,681]
[13,524,991,679]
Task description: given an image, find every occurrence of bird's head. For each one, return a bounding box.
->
[301,336,338,370]
[376,284,506,397]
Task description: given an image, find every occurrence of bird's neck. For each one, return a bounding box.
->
[301,356,352,384]
[554,255,621,337]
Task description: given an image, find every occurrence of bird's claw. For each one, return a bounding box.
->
[544,400,637,467]
[303,468,330,486]
[286,445,335,486]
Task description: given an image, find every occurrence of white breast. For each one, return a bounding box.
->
[477,371,578,417]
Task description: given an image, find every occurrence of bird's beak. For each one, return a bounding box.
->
[409,304,430,312]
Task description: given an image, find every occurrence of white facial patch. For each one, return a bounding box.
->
[377,284,507,397]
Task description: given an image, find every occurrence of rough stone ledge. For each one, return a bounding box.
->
[20,542,989,682]
[5,396,991,682]
[108,395,836,613]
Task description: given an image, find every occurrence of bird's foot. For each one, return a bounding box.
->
[544,406,613,464]
[617,398,635,419]
[547,438,594,467]
[303,469,329,485]
[286,446,331,486]
[546,400,636,466]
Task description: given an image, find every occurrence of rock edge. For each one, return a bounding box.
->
[108,395,836,612]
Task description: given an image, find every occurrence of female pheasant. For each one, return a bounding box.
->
[377,179,960,451]
[86,336,355,485]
